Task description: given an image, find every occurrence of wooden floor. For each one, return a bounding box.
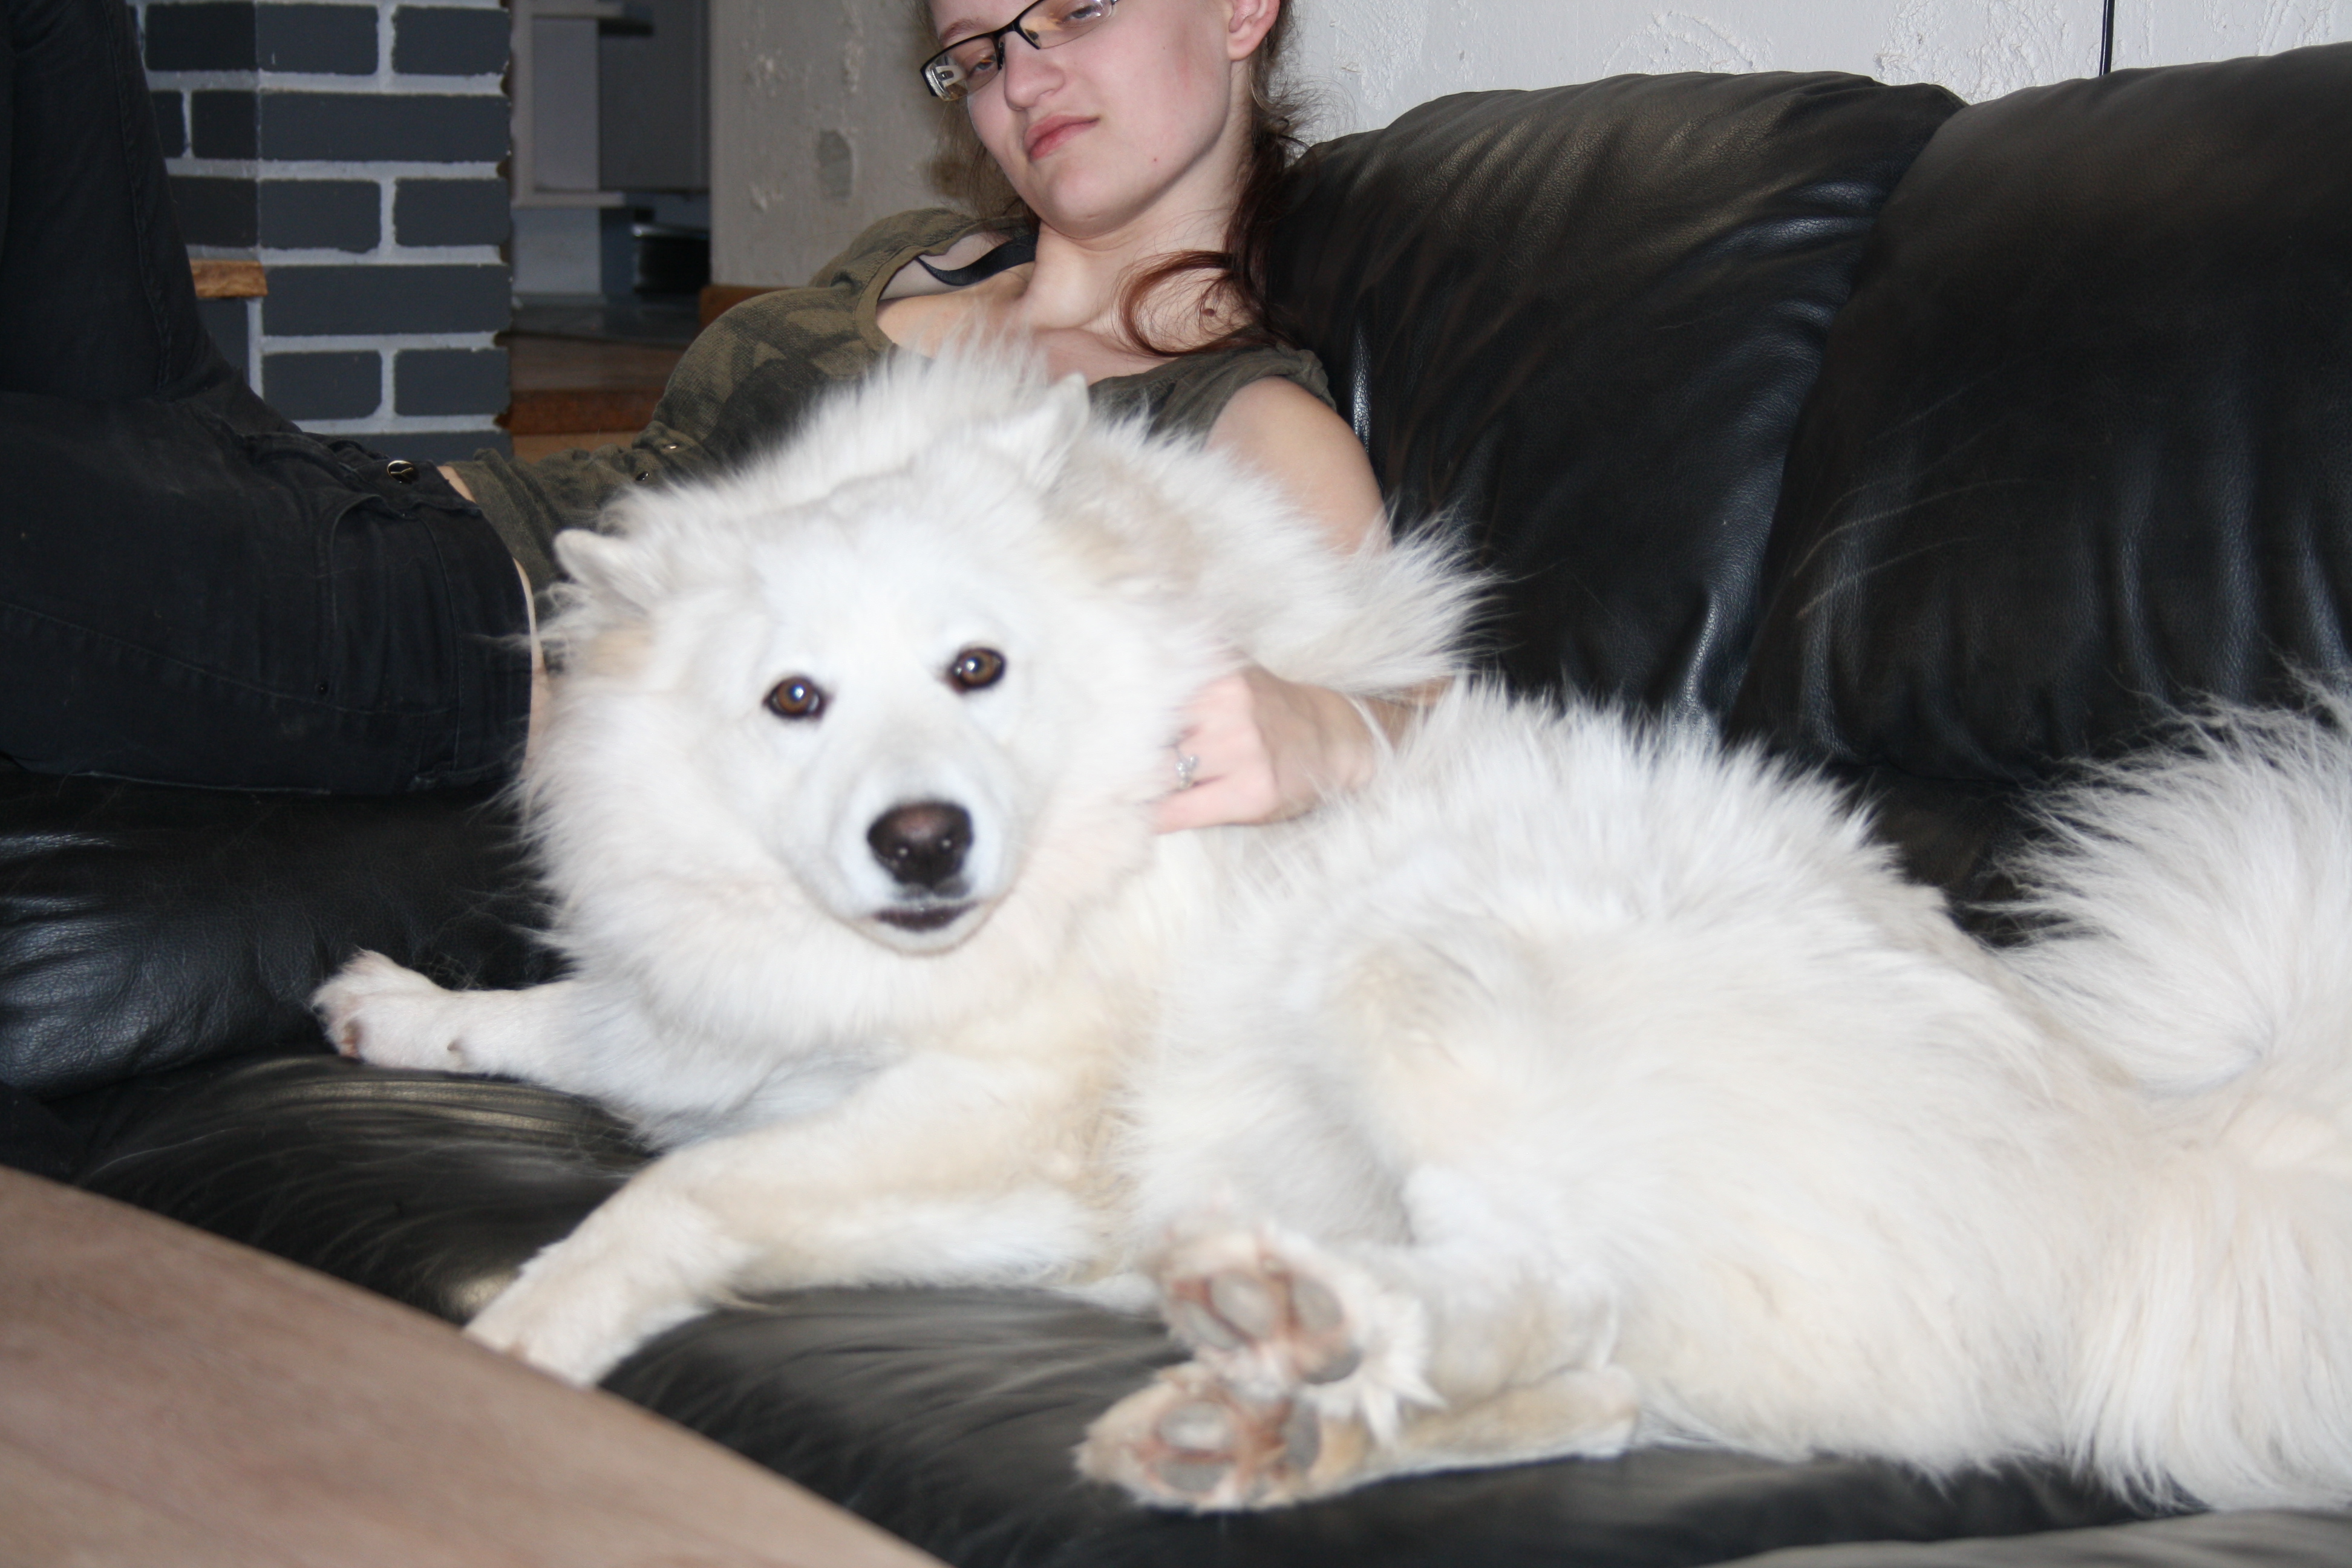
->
[0,1169,942,1568]
[501,290,784,460]
[499,289,799,459]
[505,332,685,458]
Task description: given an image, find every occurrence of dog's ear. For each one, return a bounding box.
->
[979,371,1090,489]
[554,529,663,613]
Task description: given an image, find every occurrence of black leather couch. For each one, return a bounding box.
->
[8,45,2352,1568]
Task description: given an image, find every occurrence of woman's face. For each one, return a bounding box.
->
[929,0,1278,240]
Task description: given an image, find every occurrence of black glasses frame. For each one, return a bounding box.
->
[920,0,1122,102]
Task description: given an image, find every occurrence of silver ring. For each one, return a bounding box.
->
[1174,750,1200,789]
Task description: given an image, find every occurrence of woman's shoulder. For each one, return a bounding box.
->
[1202,360,1386,551]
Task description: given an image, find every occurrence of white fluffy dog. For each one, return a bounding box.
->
[317,354,2352,1515]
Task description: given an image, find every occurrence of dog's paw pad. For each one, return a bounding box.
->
[1162,1244,1365,1389]
[1079,1365,1339,1510]
[1153,1399,1243,1496]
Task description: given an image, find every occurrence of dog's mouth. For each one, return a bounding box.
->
[872,901,976,933]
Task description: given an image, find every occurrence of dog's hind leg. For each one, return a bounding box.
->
[1079,1221,1637,1509]
[1080,1355,1638,1511]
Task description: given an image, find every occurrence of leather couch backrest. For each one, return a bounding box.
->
[1733,44,2352,780]
[1269,71,1961,717]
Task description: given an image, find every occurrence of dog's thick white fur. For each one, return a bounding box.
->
[316,353,2352,1515]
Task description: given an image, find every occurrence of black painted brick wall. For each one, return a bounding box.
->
[142,0,511,443]
[146,3,381,73]
[260,180,381,250]
[396,348,508,416]
[258,92,508,161]
[144,2,254,70]
[393,178,509,246]
[263,264,508,335]
[393,7,509,75]
[189,90,258,158]
[257,5,379,73]
[264,350,382,420]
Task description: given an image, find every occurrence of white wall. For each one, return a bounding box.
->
[511,207,604,299]
[709,0,2349,285]
[1297,0,2347,134]
[1298,0,2099,132]
[2114,0,2347,68]
[709,0,943,287]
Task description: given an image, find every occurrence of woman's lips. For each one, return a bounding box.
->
[1025,115,1093,158]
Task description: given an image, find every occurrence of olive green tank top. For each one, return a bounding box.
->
[451,208,1336,589]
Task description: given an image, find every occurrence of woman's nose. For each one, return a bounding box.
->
[996,28,1061,108]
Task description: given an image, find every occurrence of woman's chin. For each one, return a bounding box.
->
[1022,184,1145,244]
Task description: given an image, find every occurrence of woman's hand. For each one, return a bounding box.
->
[1154,667,1391,832]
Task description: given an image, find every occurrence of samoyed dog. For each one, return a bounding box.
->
[317,353,2352,1515]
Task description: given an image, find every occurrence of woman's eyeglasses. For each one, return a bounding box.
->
[921,0,1124,103]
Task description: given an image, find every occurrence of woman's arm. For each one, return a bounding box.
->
[1155,378,1416,832]
[1208,376,1386,552]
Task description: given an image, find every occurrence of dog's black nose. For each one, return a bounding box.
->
[868,801,973,889]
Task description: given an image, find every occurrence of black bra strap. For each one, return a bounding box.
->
[915,231,1039,289]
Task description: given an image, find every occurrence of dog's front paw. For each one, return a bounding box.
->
[312,951,468,1071]
[465,1226,716,1388]
[465,1273,635,1388]
[1079,1361,1370,1511]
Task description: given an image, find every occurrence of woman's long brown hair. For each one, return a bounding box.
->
[918,0,1310,355]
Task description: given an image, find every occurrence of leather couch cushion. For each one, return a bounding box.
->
[77,1055,2151,1568]
[1733,44,2352,779]
[71,1055,639,1320]
[1269,72,1961,716]
[0,762,553,1097]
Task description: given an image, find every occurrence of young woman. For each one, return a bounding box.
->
[2,0,1394,818]
[912,0,1397,829]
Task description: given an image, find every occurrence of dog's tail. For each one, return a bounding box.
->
[2004,686,2352,1105]
[2002,685,2352,1509]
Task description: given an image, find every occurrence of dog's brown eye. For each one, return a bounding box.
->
[765,676,826,720]
[947,647,1006,692]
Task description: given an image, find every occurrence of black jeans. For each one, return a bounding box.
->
[0,0,530,792]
